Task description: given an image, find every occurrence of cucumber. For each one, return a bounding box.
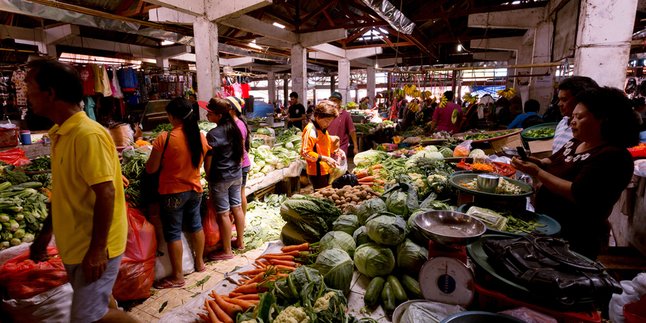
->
[387,275,408,304]
[381,281,396,312]
[364,276,385,307]
[400,274,423,299]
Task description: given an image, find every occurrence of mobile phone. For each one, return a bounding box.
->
[516,146,528,160]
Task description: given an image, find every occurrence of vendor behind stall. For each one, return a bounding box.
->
[512,86,639,259]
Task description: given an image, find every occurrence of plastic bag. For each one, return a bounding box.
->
[0,246,68,299]
[0,148,30,166]
[329,150,348,184]
[453,140,472,157]
[609,273,646,323]
[203,201,221,252]
[154,233,195,281]
[112,208,156,301]
[1,283,72,323]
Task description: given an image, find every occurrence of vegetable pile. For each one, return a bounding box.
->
[248,127,302,180]
[242,194,286,252]
[0,181,49,249]
[310,185,380,213]
[280,195,342,245]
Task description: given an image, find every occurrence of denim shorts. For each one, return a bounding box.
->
[160,190,203,242]
[64,254,123,323]
[210,177,242,213]
[241,166,251,186]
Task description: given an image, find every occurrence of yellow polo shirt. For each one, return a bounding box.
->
[49,111,127,265]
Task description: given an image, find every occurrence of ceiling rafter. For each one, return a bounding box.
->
[412,0,549,23]
[299,0,337,25]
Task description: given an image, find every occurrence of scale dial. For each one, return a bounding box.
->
[419,257,474,306]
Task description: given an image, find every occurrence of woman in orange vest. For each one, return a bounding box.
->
[301,100,339,189]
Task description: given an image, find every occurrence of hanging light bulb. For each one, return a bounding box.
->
[457,44,462,52]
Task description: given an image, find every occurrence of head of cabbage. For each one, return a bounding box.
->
[365,213,408,246]
[396,239,428,275]
[352,226,372,246]
[332,214,360,236]
[319,231,356,257]
[383,182,419,218]
[353,198,387,224]
[353,243,395,278]
[314,248,354,294]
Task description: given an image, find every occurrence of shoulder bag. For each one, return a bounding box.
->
[141,132,171,204]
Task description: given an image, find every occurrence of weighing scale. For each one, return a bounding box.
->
[419,240,475,307]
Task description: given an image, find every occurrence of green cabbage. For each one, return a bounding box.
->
[353,243,395,278]
[469,148,486,158]
[353,150,388,167]
[384,182,419,218]
[352,226,372,246]
[332,214,360,235]
[354,198,387,224]
[319,231,356,257]
[314,248,354,294]
[396,239,428,276]
[439,147,453,158]
[365,214,407,246]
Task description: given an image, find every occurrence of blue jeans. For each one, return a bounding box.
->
[210,177,242,213]
[160,190,203,242]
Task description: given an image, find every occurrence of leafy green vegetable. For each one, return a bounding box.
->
[352,226,372,246]
[383,182,419,218]
[353,243,395,278]
[280,195,342,242]
[365,214,407,246]
[353,197,387,224]
[243,194,286,251]
[396,239,428,275]
[314,248,354,294]
[332,214,360,236]
[319,231,356,257]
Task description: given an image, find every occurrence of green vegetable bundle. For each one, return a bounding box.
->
[0,181,49,249]
[280,195,342,243]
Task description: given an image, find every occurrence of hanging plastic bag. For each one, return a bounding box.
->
[112,207,157,301]
[203,201,221,253]
[0,246,68,299]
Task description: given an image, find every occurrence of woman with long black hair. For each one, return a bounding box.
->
[146,97,210,289]
[204,98,245,260]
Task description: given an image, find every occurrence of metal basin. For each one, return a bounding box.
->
[441,311,524,323]
[413,210,486,246]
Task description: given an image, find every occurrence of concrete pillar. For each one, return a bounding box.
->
[330,76,335,93]
[45,44,57,59]
[516,43,533,104]
[507,58,516,89]
[267,71,276,105]
[367,66,376,107]
[530,21,554,113]
[156,57,170,75]
[193,17,220,113]
[290,44,307,105]
[338,59,351,104]
[574,0,638,88]
[283,75,289,108]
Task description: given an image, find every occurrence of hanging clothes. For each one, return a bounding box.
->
[92,64,104,94]
[107,68,123,98]
[83,96,96,121]
[117,67,138,89]
[241,82,250,98]
[11,69,27,106]
[100,65,112,97]
[78,65,95,97]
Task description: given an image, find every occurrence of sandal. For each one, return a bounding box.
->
[153,278,185,289]
[196,264,207,272]
[208,252,234,261]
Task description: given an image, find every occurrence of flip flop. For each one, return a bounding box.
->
[153,278,185,289]
[196,264,207,272]
[208,252,234,261]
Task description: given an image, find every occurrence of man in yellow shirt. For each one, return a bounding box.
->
[26,59,136,323]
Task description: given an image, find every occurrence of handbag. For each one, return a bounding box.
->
[141,132,171,204]
[482,235,621,309]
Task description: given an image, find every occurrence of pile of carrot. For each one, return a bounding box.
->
[197,243,311,323]
[354,164,386,186]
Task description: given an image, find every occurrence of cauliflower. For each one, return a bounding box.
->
[314,291,337,312]
[240,320,258,323]
[274,306,310,323]
[427,174,448,193]
[409,173,429,197]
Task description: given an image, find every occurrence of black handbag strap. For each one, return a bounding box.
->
[525,236,604,272]
[158,131,171,172]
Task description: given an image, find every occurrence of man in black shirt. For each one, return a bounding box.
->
[287,92,306,129]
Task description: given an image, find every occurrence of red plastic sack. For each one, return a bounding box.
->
[112,207,156,301]
[203,201,221,250]
[0,246,68,299]
[0,148,30,166]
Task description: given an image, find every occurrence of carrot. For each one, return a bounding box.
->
[275,265,297,271]
[259,254,295,261]
[235,294,260,300]
[281,242,309,253]
[222,296,258,311]
[355,169,369,179]
[243,272,266,285]
[268,259,297,267]
[208,300,233,323]
[212,292,243,317]
[358,176,376,182]
[280,250,302,256]
[239,268,266,276]
[197,312,212,323]
[371,164,384,170]
[233,282,261,294]
[228,292,243,298]
[254,259,269,268]
[204,300,221,323]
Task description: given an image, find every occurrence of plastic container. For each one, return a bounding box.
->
[19,130,31,145]
[624,295,646,323]
[473,283,601,323]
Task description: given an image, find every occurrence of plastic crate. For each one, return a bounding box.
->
[473,283,602,323]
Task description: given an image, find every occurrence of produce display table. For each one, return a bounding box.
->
[246,160,305,197]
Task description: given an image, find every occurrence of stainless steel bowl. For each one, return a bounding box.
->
[413,210,487,246]
[440,311,525,323]
[476,174,499,193]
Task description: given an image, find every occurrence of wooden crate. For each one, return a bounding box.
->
[253,183,276,201]
[490,133,523,154]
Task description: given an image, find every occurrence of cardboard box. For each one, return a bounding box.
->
[528,138,554,158]
[490,134,523,154]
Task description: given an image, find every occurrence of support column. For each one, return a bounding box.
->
[330,76,335,93]
[193,17,220,120]
[338,59,351,104]
[574,0,638,88]
[367,66,376,107]
[530,21,554,113]
[45,44,57,59]
[516,43,533,104]
[156,57,170,75]
[267,71,276,106]
[291,44,307,104]
[283,75,289,108]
